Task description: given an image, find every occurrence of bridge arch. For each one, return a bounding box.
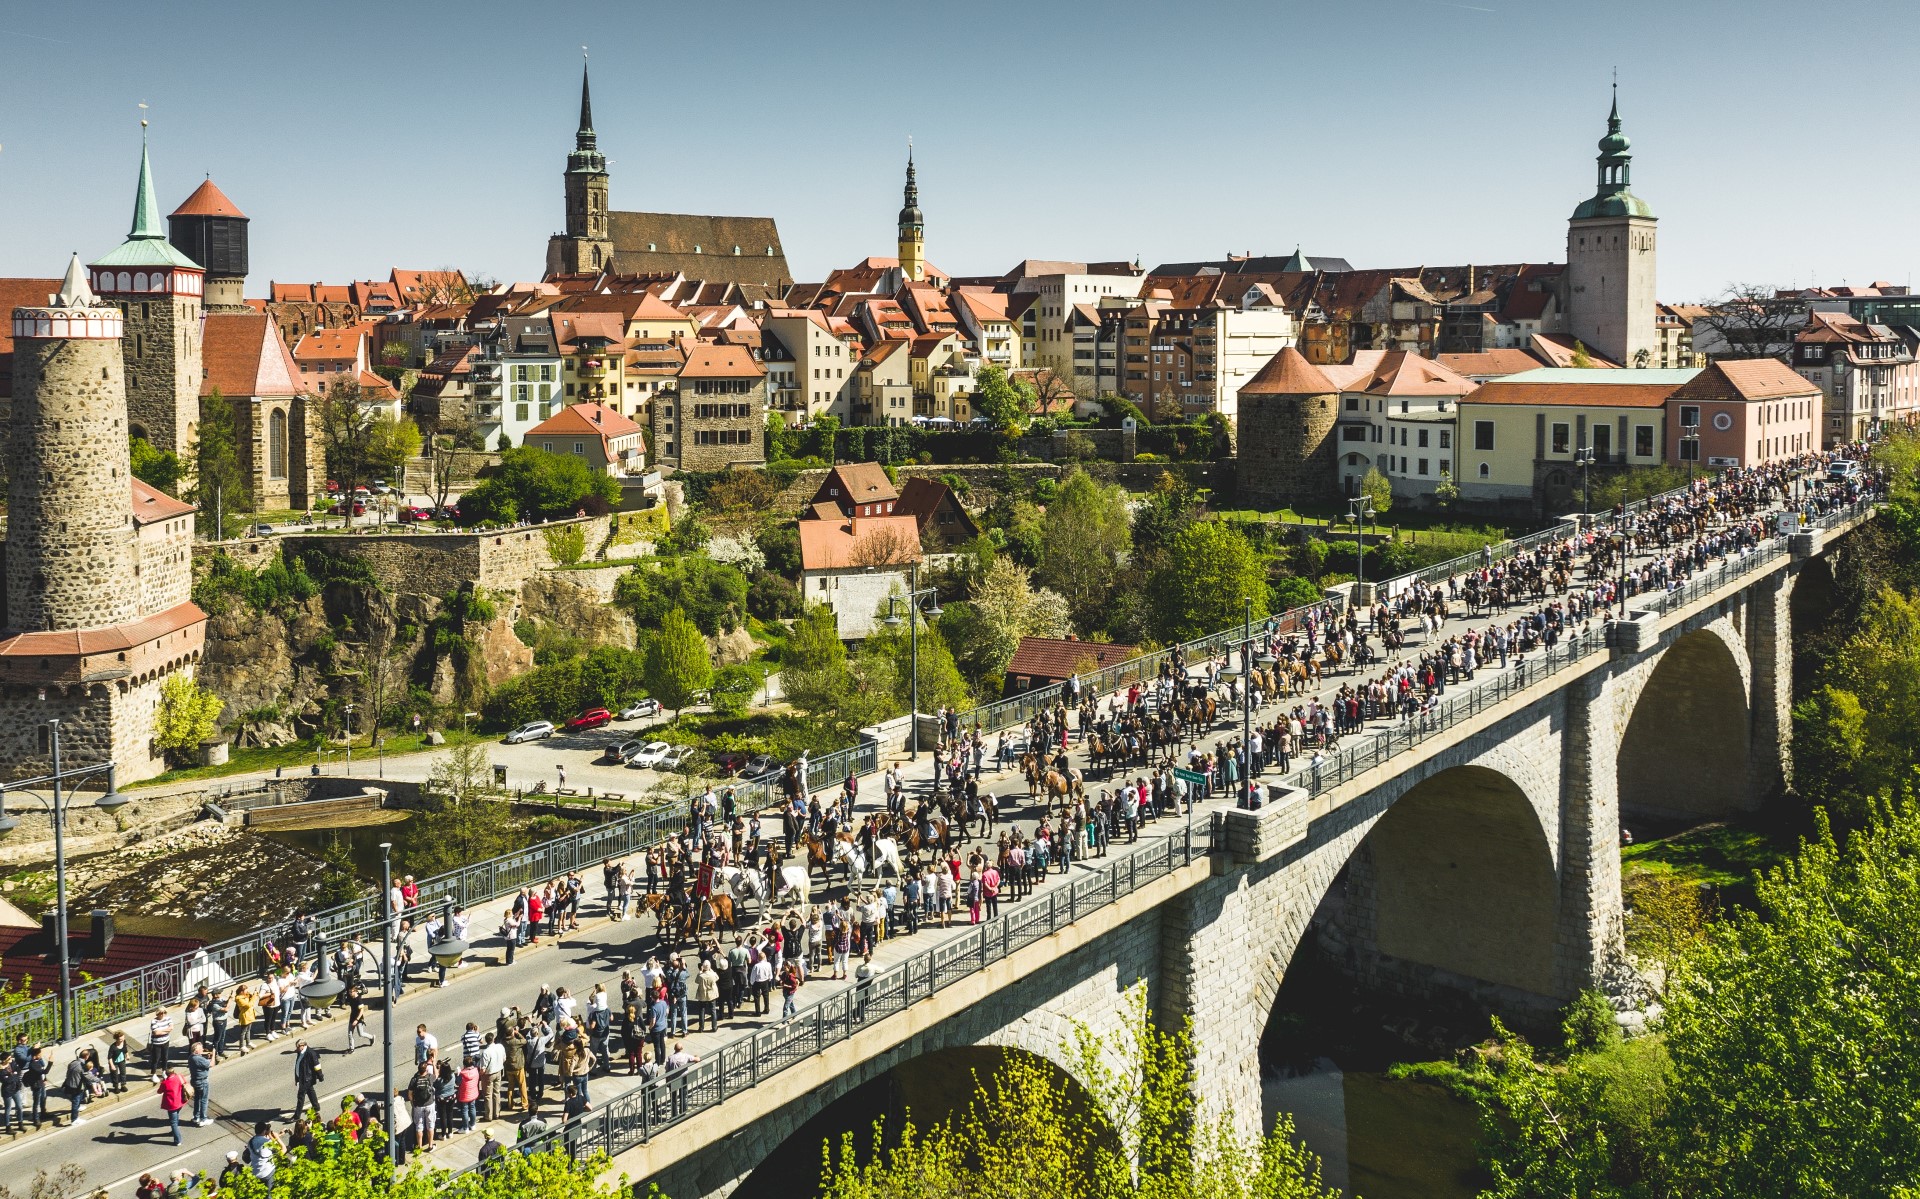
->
[1616,624,1752,820]
[729,1044,1116,1199]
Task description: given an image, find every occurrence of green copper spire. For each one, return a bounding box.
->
[92,126,202,272]
[129,126,165,241]
[1571,85,1653,222]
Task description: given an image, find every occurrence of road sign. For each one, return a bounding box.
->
[1172,768,1206,787]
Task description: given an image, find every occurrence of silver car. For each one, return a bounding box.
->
[505,720,556,744]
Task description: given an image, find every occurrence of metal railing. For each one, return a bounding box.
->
[470,825,1202,1175]
[0,482,1871,1048]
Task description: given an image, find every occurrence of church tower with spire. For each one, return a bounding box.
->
[1566,86,1657,368]
[89,128,205,458]
[546,58,615,276]
[896,146,925,284]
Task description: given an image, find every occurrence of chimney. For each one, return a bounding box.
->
[39,911,59,949]
[90,910,114,960]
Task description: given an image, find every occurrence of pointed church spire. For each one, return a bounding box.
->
[55,252,98,307]
[129,123,165,242]
[902,138,919,213]
[578,52,595,138]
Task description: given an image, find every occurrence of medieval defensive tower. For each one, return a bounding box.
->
[6,257,138,632]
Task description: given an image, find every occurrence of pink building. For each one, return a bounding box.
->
[1665,359,1821,471]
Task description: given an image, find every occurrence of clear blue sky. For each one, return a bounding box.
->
[1,0,1912,301]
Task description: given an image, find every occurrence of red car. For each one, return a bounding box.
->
[565,708,613,731]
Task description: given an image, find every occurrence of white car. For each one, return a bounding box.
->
[505,720,556,744]
[619,699,662,720]
[657,745,695,772]
[627,741,673,769]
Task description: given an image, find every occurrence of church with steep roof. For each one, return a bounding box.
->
[544,60,791,289]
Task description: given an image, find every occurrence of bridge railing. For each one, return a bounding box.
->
[2,479,1860,1048]
[469,824,1203,1175]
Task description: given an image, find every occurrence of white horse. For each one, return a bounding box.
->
[776,865,811,905]
[872,838,904,878]
[832,838,867,879]
[716,866,771,912]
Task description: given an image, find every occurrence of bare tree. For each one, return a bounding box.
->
[1692,283,1808,362]
[848,520,921,569]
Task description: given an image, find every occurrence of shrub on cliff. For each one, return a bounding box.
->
[460,447,619,524]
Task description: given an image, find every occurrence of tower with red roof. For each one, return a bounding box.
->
[168,177,250,315]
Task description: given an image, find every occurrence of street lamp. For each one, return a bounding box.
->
[881,562,942,760]
[428,899,467,969]
[378,842,396,1159]
[1574,445,1596,518]
[0,719,125,1042]
[1348,497,1375,596]
[299,936,345,1012]
[1611,530,1629,619]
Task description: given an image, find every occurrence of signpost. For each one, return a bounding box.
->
[1173,767,1206,843]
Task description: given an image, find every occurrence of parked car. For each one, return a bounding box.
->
[741,753,778,779]
[505,720,555,744]
[249,523,275,537]
[627,741,673,769]
[399,506,432,522]
[601,737,647,765]
[657,745,695,772]
[711,750,748,776]
[565,708,613,731]
[618,699,662,720]
[371,479,392,494]
[325,479,341,494]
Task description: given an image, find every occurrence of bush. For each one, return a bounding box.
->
[747,571,801,620]
[614,556,748,635]
[1561,988,1623,1054]
[459,446,619,523]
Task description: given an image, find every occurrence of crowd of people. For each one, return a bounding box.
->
[55,449,1883,1196]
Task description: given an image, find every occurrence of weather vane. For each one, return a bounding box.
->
[138,99,148,129]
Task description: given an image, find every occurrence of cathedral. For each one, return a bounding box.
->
[544,61,792,290]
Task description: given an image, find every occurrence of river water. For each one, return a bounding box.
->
[1263,1061,1480,1199]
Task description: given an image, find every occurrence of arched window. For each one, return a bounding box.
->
[269,409,287,479]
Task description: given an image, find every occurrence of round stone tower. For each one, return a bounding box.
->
[1236,347,1340,508]
[7,255,139,632]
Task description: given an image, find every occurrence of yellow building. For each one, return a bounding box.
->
[1457,368,1698,509]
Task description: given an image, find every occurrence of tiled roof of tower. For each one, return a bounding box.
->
[170,178,246,219]
[1240,347,1336,395]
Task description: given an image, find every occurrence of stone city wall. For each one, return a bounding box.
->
[260,515,610,597]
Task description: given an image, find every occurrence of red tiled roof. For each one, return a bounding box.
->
[1005,636,1140,683]
[0,923,205,1000]
[133,478,196,525]
[679,343,763,379]
[0,600,205,657]
[202,313,301,399]
[797,514,922,571]
[1669,359,1819,404]
[813,463,898,510]
[170,178,246,219]
[1435,349,1546,378]
[525,401,643,439]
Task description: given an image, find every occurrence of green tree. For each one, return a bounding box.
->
[820,985,1340,1199]
[129,436,182,494]
[460,447,619,524]
[153,674,225,764]
[423,742,493,805]
[972,364,1037,432]
[1272,575,1323,612]
[1791,586,1920,826]
[781,604,851,721]
[1147,520,1270,643]
[318,378,379,524]
[1036,467,1131,627]
[1359,467,1393,518]
[855,611,970,719]
[643,607,714,718]
[367,412,423,503]
[577,644,648,710]
[1130,472,1198,562]
[1434,469,1461,510]
[613,556,749,635]
[965,558,1073,679]
[188,389,250,536]
[544,523,588,566]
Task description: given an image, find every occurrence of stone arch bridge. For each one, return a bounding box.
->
[611,516,1859,1197]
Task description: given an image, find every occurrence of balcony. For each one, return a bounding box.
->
[578,358,608,378]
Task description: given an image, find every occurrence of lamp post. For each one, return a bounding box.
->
[299,935,345,1013]
[428,899,467,972]
[1574,445,1596,518]
[881,562,942,760]
[378,842,396,1159]
[1681,422,1700,483]
[1612,530,1629,619]
[0,720,126,1043]
[1348,497,1375,595]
